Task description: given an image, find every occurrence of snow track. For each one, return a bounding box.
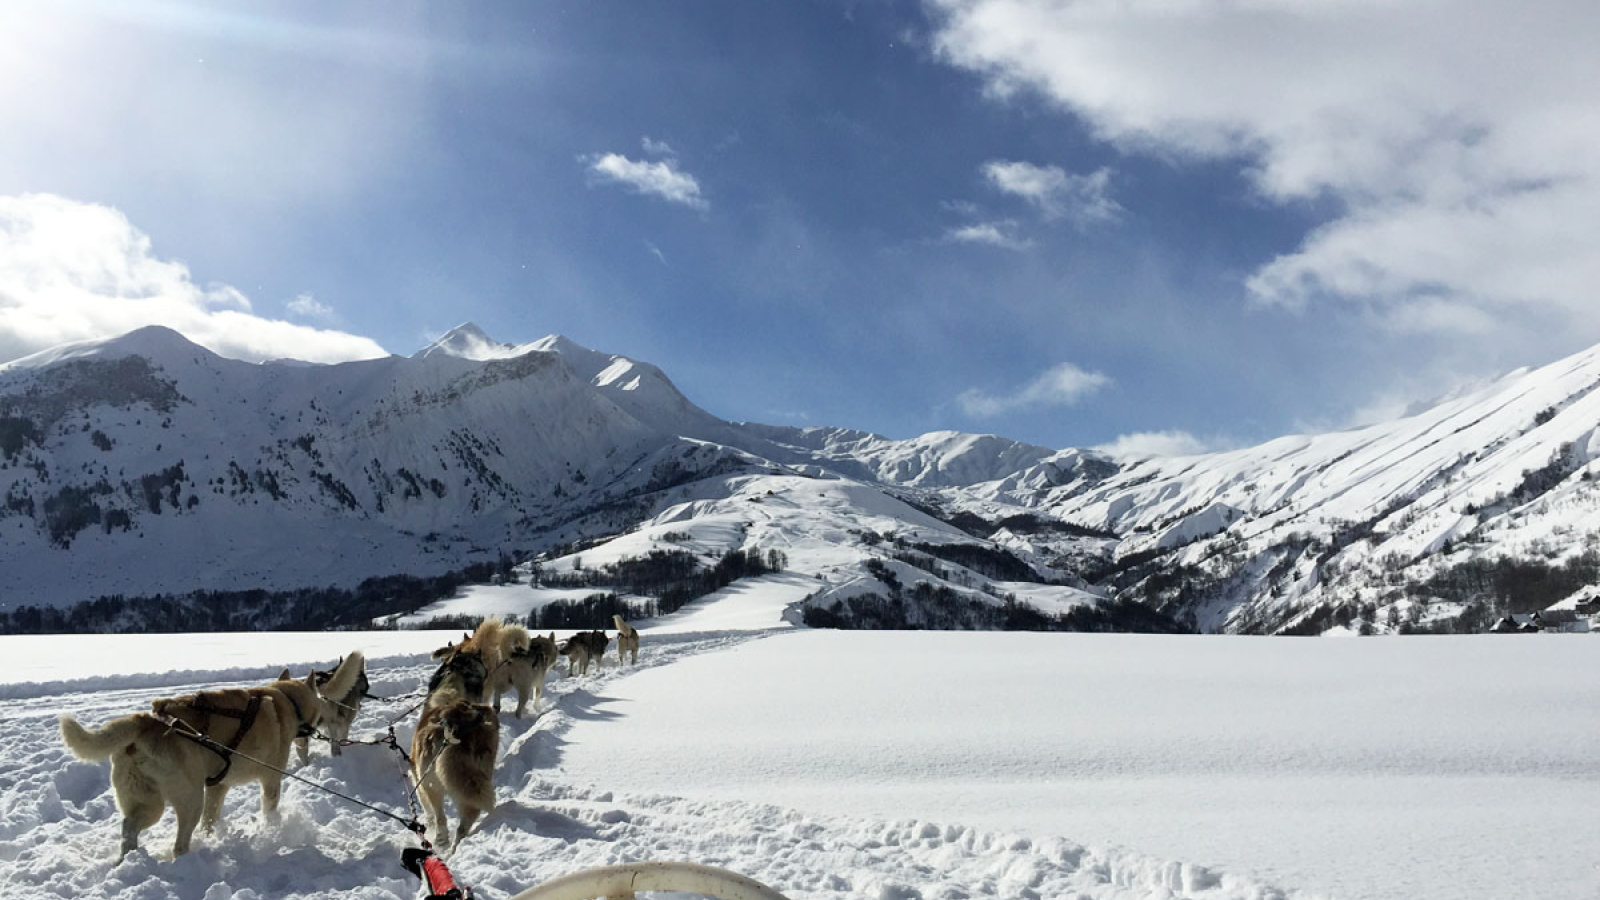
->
[0,629,1322,900]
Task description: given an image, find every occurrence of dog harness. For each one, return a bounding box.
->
[427,653,489,700]
[280,689,316,739]
[180,692,265,787]
[510,644,550,667]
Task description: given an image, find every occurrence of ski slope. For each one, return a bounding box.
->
[2,583,1594,900]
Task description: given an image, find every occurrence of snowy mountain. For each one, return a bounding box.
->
[944,344,1600,634]
[0,325,780,613]
[734,423,1061,487]
[2,323,1596,635]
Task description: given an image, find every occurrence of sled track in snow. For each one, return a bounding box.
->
[1,628,1320,900]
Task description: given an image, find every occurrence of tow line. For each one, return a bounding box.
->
[161,715,473,898]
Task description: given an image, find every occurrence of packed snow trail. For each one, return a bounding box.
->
[0,627,1325,900]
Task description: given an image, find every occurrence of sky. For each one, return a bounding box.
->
[1,0,1596,456]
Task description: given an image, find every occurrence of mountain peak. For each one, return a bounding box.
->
[413,322,518,361]
[0,324,209,372]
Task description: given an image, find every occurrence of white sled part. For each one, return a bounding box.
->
[508,860,792,900]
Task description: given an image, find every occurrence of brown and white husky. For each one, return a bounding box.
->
[58,662,358,861]
[411,699,499,849]
[489,626,558,718]
[290,652,369,763]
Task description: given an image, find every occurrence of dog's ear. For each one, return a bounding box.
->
[277,668,291,681]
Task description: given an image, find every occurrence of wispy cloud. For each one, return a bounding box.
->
[0,194,388,365]
[1094,430,1220,461]
[957,362,1110,418]
[644,240,668,266]
[0,5,433,212]
[585,152,707,209]
[944,220,1031,250]
[982,160,1121,226]
[286,292,336,322]
[641,136,676,157]
[1298,369,1504,434]
[931,0,1600,340]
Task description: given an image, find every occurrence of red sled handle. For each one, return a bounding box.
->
[423,854,463,899]
[401,846,470,900]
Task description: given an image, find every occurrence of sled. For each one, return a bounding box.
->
[509,860,792,900]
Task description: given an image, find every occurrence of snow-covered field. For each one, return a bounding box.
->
[2,586,1595,900]
[556,631,1600,900]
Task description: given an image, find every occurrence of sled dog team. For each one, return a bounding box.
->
[59,615,643,860]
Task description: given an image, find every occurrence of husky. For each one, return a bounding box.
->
[490,627,558,718]
[560,630,610,676]
[58,671,333,861]
[612,615,640,665]
[427,638,490,712]
[411,699,499,849]
[289,653,369,763]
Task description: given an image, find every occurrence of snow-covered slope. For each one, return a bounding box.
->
[5,322,1598,635]
[950,342,1600,633]
[0,325,777,608]
[736,423,1061,487]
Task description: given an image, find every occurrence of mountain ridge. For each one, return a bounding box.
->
[2,324,1595,635]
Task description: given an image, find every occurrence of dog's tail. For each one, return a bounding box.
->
[60,714,155,761]
[319,651,365,702]
[612,615,638,638]
[502,622,531,657]
[473,618,508,670]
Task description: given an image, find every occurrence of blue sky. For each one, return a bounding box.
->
[2,1,1596,454]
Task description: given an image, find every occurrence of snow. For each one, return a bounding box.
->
[3,578,1595,900]
[737,424,1060,488]
[555,631,1600,900]
[413,323,522,361]
[0,630,452,698]
[635,572,813,634]
[392,585,655,628]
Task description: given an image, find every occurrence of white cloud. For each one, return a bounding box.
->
[958,362,1110,417]
[944,220,1031,250]
[645,240,668,265]
[0,194,389,365]
[641,136,676,157]
[286,292,336,322]
[983,160,1121,225]
[586,152,708,209]
[1094,430,1217,461]
[929,0,1600,339]
[1374,297,1498,336]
